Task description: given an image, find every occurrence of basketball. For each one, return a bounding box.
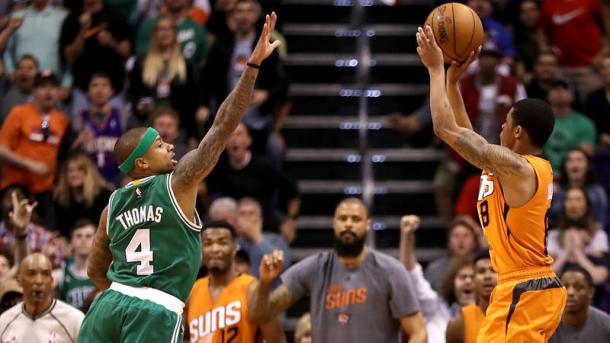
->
[424,2,485,63]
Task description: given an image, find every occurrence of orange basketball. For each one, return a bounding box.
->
[424,2,485,63]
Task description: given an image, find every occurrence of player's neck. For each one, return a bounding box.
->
[339,245,368,269]
[564,307,589,327]
[209,268,238,288]
[512,140,541,156]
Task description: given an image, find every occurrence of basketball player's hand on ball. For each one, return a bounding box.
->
[249,12,281,66]
[259,249,284,284]
[416,26,444,72]
[400,215,421,235]
[447,46,481,84]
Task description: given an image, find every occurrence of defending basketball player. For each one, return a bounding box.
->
[416,25,566,342]
[77,13,281,343]
[186,221,286,343]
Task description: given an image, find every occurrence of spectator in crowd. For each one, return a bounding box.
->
[71,72,124,184]
[539,0,609,104]
[439,259,476,316]
[129,15,199,136]
[544,78,597,172]
[526,51,559,102]
[53,152,113,236]
[208,196,239,228]
[0,71,69,227]
[137,0,208,69]
[60,0,131,101]
[0,253,84,342]
[57,220,96,311]
[446,251,497,343]
[468,0,516,62]
[548,187,609,305]
[200,0,288,159]
[294,313,312,343]
[2,0,69,90]
[0,278,22,315]
[0,250,11,282]
[0,54,38,124]
[151,106,189,159]
[425,216,481,291]
[550,266,610,342]
[0,186,53,265]
[205,123,300,232]
[586,55,610,147]
[234,248,251,275]
[387,96,434,148]
[551,149,608,227]
[236,197,291,277]
[157,0,212,27]
[513,0,541,81]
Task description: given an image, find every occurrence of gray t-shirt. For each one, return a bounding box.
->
[550,307,610,343]
[281,249,420,343]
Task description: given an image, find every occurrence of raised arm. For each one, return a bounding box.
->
[446,48,480,131]
[416,26,535,205]
[171,13,281,212]
[247,250,295,324]
[87,207,113,290]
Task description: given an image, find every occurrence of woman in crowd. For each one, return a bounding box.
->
[53,152,113,237]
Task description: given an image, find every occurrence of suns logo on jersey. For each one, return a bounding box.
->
[478,174,495,201]
[189,301,242,341]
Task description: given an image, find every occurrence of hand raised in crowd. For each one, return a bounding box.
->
[7,16,24,31]
[249,12,281,66]
[400,215,421,235]
[9,190,37,233]
[259,249,284,285]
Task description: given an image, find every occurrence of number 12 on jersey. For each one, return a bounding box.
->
[126,229,154,275]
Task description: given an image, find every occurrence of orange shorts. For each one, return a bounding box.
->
[476,266,566,343]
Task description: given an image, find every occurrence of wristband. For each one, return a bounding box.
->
[247,62,260,69]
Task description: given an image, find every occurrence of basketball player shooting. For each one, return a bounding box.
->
[416,25,566,342]
[77,13,281,343]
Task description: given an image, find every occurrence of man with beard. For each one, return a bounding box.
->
[186,221,285,343]
[550,266,610,342]
[446,251,497,343]
[248,198,428,342]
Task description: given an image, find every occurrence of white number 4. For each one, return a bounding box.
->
[125,229,154,275]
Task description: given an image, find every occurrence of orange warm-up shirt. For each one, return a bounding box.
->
[462,303,485,343]
[187,274,261,343]
[0,104,69,193]
[476,155,554,275]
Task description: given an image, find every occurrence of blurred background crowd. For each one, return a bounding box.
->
[0,0,609,342]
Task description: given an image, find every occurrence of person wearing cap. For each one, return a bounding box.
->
[77,13,280,343]
[543,77,597,172]
[0,253,84,342]
[0,70,69,228]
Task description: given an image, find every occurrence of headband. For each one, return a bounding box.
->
[118,127,159,174]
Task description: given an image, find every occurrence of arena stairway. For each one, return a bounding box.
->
[279,0,446,336]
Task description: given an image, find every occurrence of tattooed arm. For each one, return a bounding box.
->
[171,13,281,219]
[416,26,536,207]
[88,207,112,290]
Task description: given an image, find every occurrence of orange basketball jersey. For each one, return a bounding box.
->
[187,274,261,343]
[476,155,554,274]
[462,303,485,343]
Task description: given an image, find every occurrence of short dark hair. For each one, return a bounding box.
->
[202,220,236,240]
[511,98,555,148]
[235,249,250,265]
[89,72,112,86]
[562,265,593,288]
[17,54,39,69]
[69,219,97,237]
[473,250,490,265]
[152,106,181,126]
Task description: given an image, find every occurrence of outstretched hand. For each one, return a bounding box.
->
[447,46,481,84]
[249,12,281,65]
[416,25,444,72]
[259,249,284,285]
[9,191,37,233]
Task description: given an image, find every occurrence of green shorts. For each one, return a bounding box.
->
[78,289,183,343]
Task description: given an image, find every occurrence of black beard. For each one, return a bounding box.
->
[207,264,230,276]
[333,232,366,258]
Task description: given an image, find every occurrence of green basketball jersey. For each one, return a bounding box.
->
[60,262,96,310]
[106,173,202,302]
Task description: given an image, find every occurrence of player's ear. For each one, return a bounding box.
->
[588,286,596,301]
[513,125,523,139]
[134,157,148,170]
